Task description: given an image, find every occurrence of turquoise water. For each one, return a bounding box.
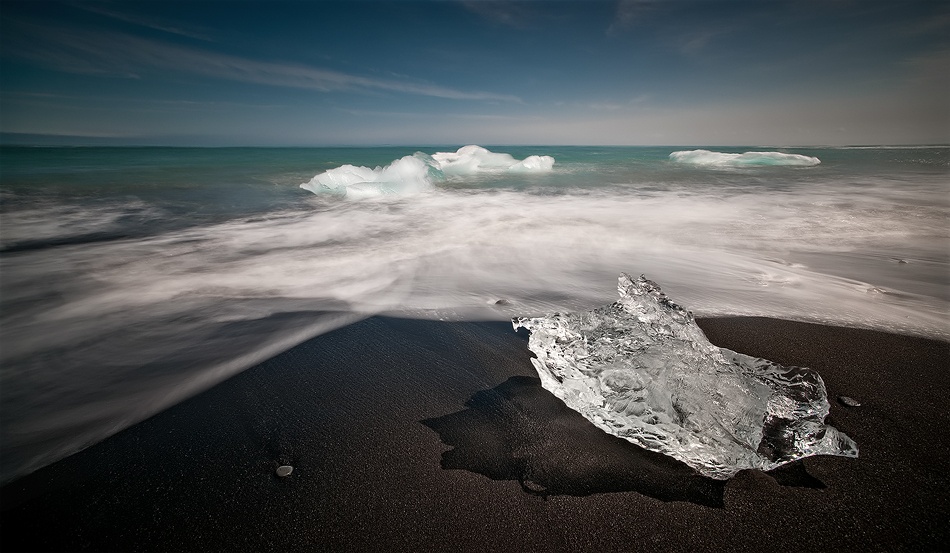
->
[1,144,948,484]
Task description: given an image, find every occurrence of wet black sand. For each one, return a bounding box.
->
[1,316,948,552]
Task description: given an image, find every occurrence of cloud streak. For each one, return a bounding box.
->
[78,4,216,42]
[462,1,538,28]
[607,0,660,35]
[7,22,521,103]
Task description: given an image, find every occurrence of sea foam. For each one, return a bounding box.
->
[670,149,821,167]
[300,146,554,198]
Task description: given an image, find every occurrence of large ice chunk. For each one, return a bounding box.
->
[512,274,857,480]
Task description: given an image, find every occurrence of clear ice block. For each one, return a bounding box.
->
[512,274,857,480]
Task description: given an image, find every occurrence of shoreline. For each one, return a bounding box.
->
[2,316,948,551]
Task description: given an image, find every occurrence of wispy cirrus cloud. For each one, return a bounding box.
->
[4,91,287,112]
[678,27,734,55]
[6,21,521,103]
[77,3,216,41]
[338,107,524,121]
[462,1,539,28]
[607,0,660,35]
[584,94,651,111]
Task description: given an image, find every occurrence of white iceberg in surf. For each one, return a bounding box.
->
[431,145,555,175]
[300,145,554,198]
[509,154,556,173]
[300,152,444,199]
[670,149,821,167]
[512,274,857,480]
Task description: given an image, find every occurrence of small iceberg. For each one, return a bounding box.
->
[300,152,444,199]
[431,145,554,175]
[512,274,856,480]
[670,149,820,167]
[300,145,554,198]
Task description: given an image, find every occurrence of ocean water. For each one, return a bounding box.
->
[1,144,948,484]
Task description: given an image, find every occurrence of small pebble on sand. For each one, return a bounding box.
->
[838,396,861,407]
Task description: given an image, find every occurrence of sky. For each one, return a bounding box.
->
[1,0,948,146]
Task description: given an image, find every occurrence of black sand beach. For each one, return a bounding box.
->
[1,316,948,552]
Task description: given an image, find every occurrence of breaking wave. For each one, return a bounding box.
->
[670,149,821,167]
[300,145,554,198]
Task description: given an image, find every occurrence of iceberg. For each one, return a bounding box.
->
[512,274,857,480]
[431,145,554,175]
[300,152,443,198]
[300,146,554,198]
[669,149,821,167]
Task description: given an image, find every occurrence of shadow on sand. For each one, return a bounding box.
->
[423,375,824,508]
